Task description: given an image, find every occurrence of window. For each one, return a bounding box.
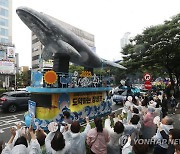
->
[0,50,6,59]
[32,55,40,60]
[0,28,8,36]
[14,93,27,97]
[25,93,31,97]
[0,8,8,17]
[32,64,39,69]
[0,0,8,7]
[32,38,39,44]
[0,37,8,43]
[0,18,8,26]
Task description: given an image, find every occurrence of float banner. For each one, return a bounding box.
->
[69,92,105,112]
[28,100,36,117]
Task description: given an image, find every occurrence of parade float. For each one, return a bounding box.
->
[16,7,126,130]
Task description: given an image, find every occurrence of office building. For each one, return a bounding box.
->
[0,0,17,89]
[0,0,12,44]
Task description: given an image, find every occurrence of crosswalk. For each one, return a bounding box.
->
[0,113,25,133]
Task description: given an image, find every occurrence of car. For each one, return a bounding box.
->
[112,86,140,104]
[0,91,31,113]
[112,88,127,104]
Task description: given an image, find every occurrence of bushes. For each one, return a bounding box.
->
[0,89,7,95]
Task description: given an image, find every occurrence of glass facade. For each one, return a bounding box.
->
[0,17,8,26]
[0,0,8,7]
[0,38,9,43]
[0,37,8,43]
[0,8,8,17]
[0,0,10,43]
[0,28,8,36]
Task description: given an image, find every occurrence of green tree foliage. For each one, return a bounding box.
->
[121,13,180,93]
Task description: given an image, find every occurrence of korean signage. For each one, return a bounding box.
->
[69,92,104,112]
[0,60,15,74]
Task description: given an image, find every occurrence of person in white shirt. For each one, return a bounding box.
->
[2,124,41,154]
[45,130,70,154]
[104,115,124,154]
[63,117,90,154]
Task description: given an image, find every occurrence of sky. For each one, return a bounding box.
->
[12,0,180,67]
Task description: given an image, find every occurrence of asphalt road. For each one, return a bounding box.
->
[0,109,26,144]
[0,101,122,144]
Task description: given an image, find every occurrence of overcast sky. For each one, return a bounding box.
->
[12,0,180,67]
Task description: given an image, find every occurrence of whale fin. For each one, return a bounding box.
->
[102,59,127,69]
[57,40,81,58]
[41,46,53,61]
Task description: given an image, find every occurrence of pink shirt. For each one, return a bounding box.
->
[86,128,110,154]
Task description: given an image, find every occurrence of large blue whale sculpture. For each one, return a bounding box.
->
[16,7,126,70]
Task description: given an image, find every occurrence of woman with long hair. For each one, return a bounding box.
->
[86,117,110,154]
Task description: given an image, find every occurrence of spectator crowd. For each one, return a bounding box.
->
[0,90,180,154]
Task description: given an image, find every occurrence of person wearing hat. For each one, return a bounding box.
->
[142,107,156,139]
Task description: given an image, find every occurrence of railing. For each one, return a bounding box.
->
[31,71,112,88]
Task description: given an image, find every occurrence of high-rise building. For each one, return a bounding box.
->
[0,0,17,89]
[120,32,131,49]
[32,14,95,71]
[0,0,12,44]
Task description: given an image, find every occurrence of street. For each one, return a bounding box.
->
[0,101,122,144]
[0,110,26,144]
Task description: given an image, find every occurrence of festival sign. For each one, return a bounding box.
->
[69,92,104,112]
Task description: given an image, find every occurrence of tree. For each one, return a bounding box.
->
[121,13,180,94]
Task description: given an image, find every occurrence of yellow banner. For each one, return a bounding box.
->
[69,92,104,112]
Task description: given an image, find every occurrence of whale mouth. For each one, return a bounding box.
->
[16,7,50,34]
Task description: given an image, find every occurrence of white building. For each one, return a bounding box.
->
[0,0,12,43]
[120,32,131,49]
[0,0,17,88]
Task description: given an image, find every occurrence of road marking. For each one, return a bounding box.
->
[0,119,21,127]
[0,120,25,132]
[0,113,24,120]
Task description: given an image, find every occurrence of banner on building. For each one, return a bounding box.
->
[0,60,15,74]
[7,47,15,58]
